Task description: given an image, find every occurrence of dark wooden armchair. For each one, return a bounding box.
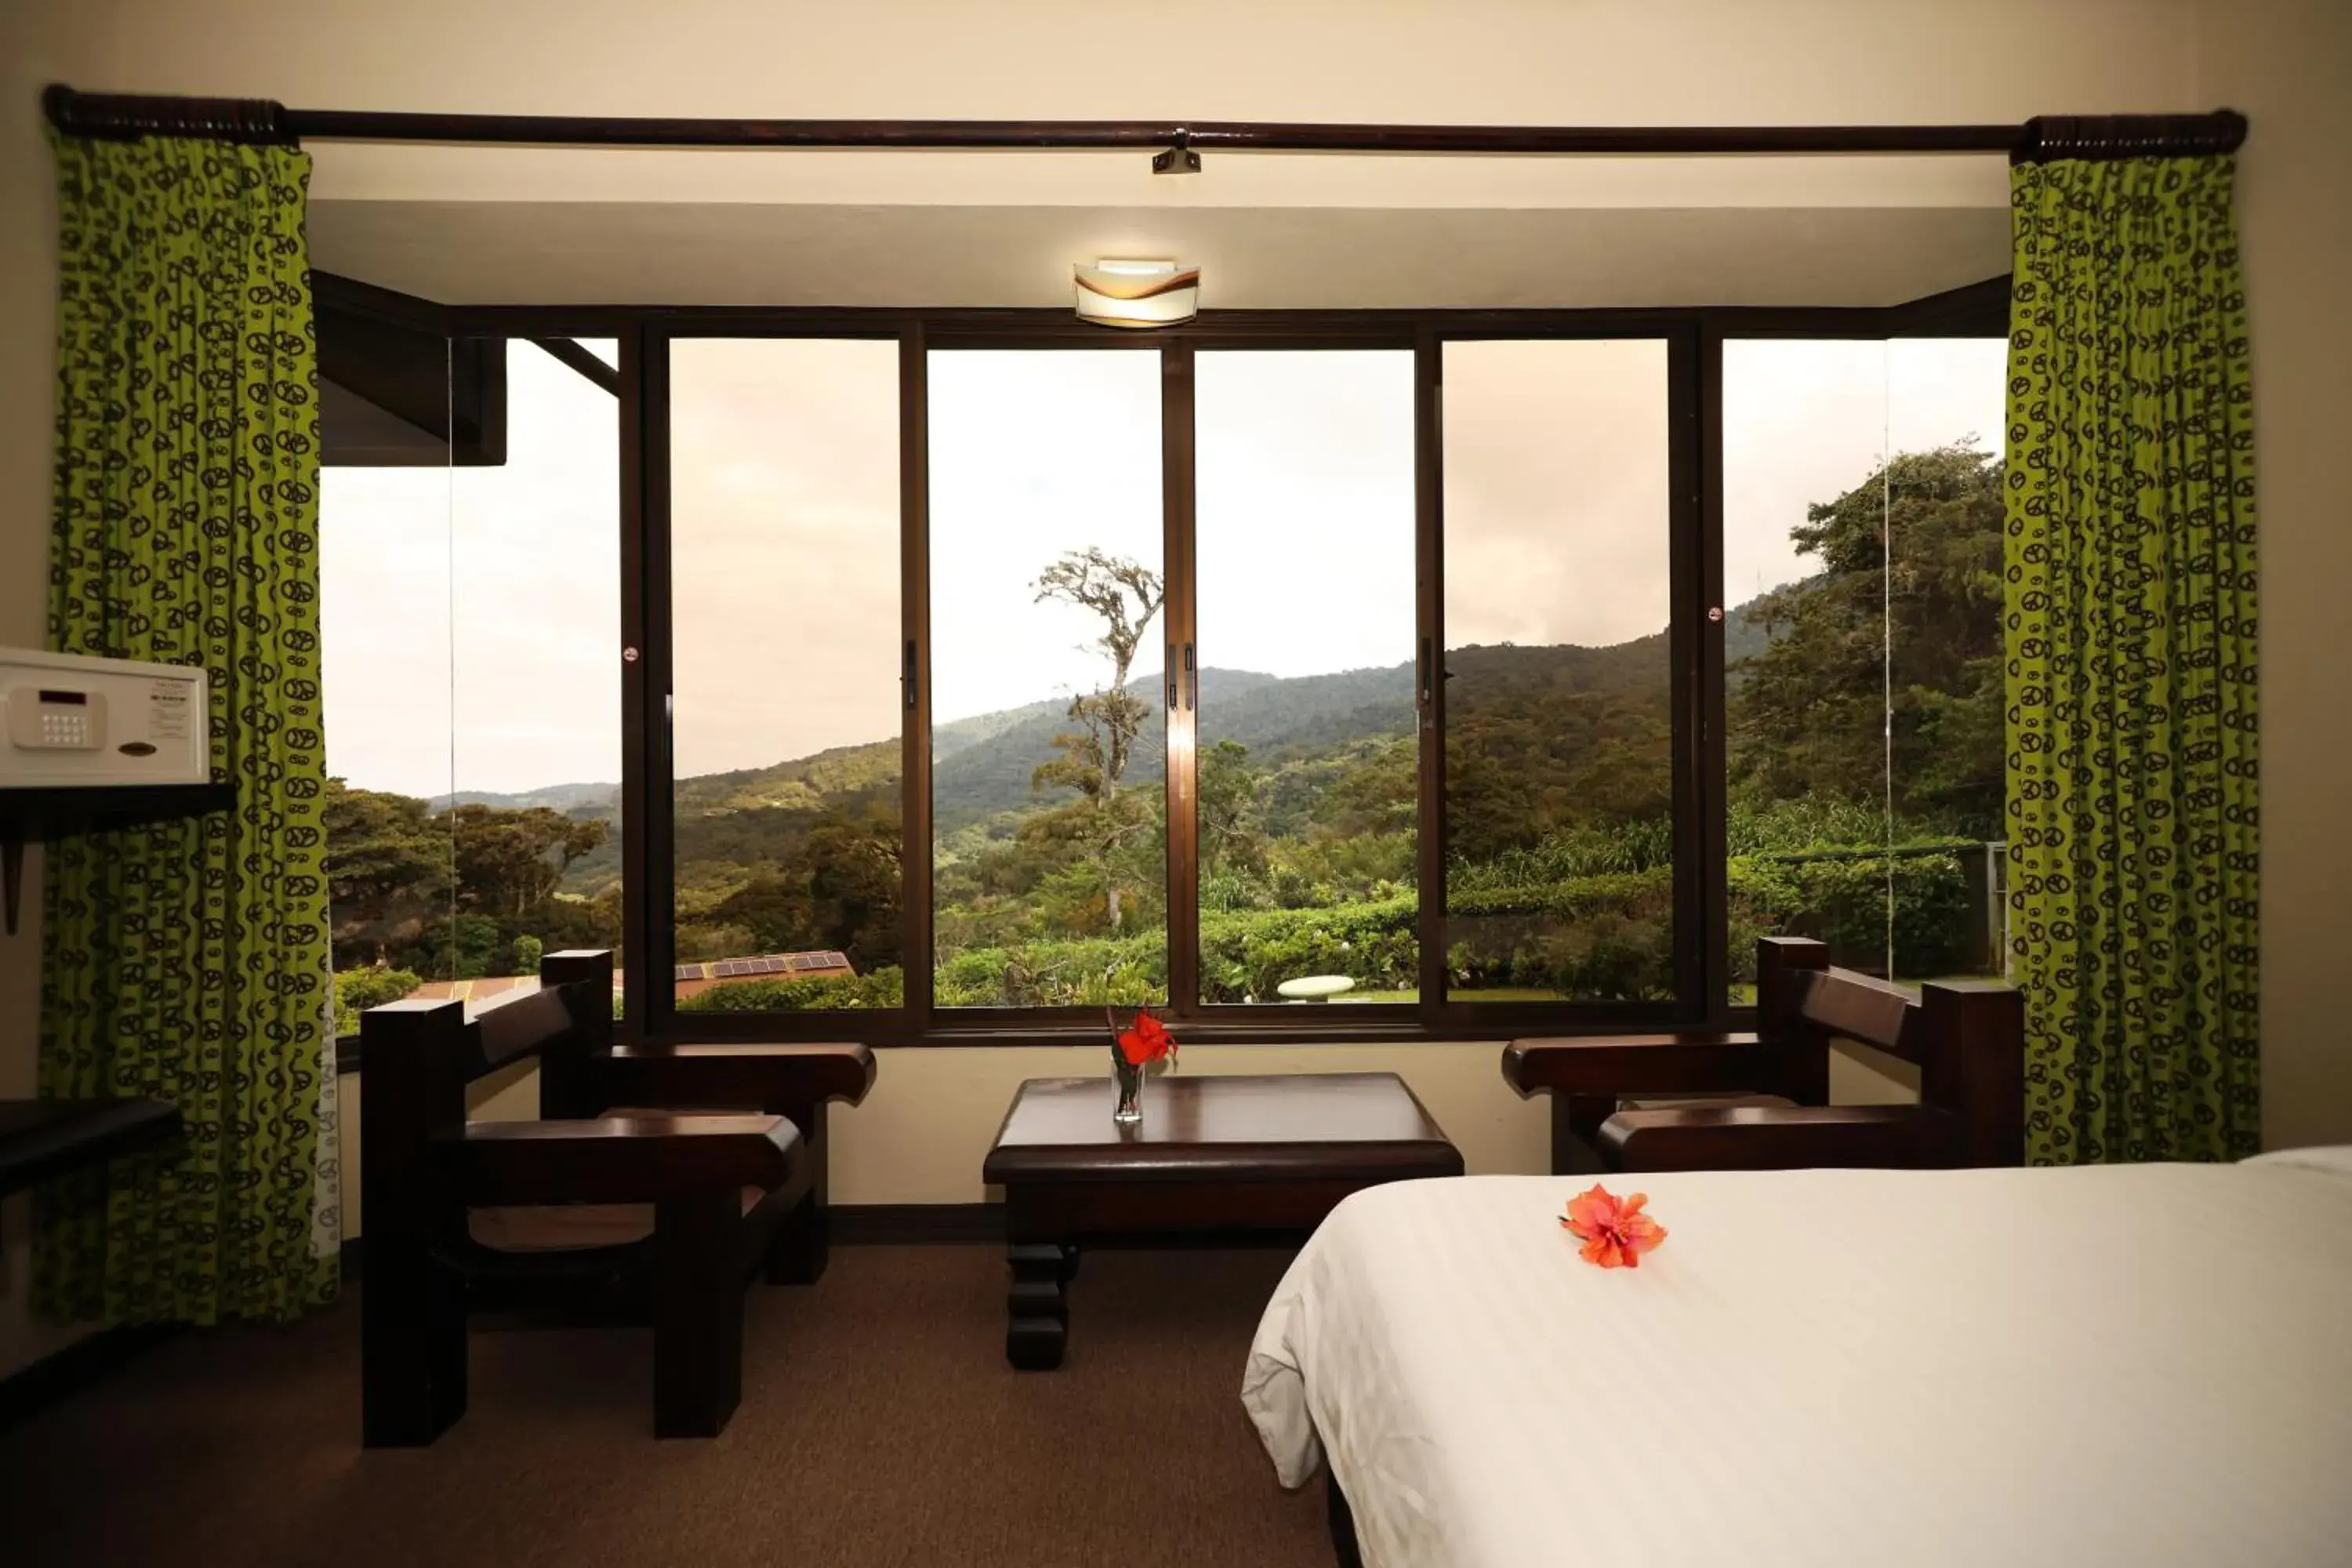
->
[1501,936,2023,1174]
[360,949,874,1444]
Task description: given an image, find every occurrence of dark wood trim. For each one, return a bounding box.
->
[1884,274,2012,337]
[2,784,234,935]
[528,336,621,396]
[649,1001,1680,1047]
[0,1099,183,1200]
[1161,345,1200,1015]
[617,324,652,1042]
[1601,1102,1964,1170]
[641,332,678,1040]
[0,1321,183,1437]
[315,272,506,468]
[899,325,935,1027]
[313,271,453,336]
[1667,323,1707,1024]
[443,301,2008,345]
[43,87,2247,162]
[831,1202,1005,1246]
[1696,323,1731,1025]
[1414,327,1446,1018]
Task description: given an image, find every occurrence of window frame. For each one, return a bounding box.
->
[419,287,2004,1048]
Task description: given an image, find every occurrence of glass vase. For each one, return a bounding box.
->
[1112,1055,1145,1124]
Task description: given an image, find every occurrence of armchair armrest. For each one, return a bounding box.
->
[602,1042,877,1116]
[1599,1104,1961,1172]
[1502,1034,1767,1098]
[456,1113,800,1206]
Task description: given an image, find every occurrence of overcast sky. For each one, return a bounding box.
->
[319,336,2003,798]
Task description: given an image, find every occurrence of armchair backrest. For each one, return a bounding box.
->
[359,949,618,1242]
[1755,936,2024,1167]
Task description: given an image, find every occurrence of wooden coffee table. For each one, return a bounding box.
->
[982,1072,1462,1370]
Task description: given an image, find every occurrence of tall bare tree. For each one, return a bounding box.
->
[1031,546,1165,930]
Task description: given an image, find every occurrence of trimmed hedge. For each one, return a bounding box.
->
[713,840,1987,1009]
[333,967,422,1025]
[677,967,906,1012]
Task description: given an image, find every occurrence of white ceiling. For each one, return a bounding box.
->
[310,201,2007,309]
[305,144,2011,309]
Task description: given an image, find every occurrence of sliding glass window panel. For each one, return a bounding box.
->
[668,338,902,1013]
[443,339,625,1008]
[1442,339,1675,1004]
[928,350,1166,1009]
[1194,350,1417,1005]
[318,347,454,1028]
[1721,339,1894,1000]
[1886,338,2010,983]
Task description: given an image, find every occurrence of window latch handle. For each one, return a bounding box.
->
[903,639,918,710]
[1167,643,1179,713]
[1418,636,1433,707]
[1183,642,1196,712]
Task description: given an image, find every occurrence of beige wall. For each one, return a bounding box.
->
[2204,0,2352,1153]
[0,0,108,1387]
[5,0,2348,1380]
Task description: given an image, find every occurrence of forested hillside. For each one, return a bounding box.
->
[325,443,2004,1013]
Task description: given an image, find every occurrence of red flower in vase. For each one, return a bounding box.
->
[1115,1009,1177,1068]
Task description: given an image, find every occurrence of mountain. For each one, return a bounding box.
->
[441,599,1819,900]
[425,594,1796,833]
[432,782,618,814]
[928,663,1410,831]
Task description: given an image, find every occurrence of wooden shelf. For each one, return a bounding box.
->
[0,1098,183,1201]
[0,782,235,935]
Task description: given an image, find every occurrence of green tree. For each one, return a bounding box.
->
[1729,443,2004,837]
[321,779,455,968]
[710,801,902,969]
[1197,739,1269,885]
[449,804,609,916]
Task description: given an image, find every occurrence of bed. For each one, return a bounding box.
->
[1243,1149,2352,1568]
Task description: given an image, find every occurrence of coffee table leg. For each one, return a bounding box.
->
[1006,1242,1069,1370]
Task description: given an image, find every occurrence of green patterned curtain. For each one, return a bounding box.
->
[2004,154,2259,1165]
[37,130,338,1325]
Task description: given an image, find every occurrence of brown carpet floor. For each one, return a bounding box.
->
[0,1245,1331,1568]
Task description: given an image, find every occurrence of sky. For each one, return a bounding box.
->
[318,336,2005,798]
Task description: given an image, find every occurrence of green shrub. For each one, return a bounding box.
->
[935,935,1167,1007]
[333,967,422,1027]
[677,966,906,1013]
[1729,846,1979,983]
[1197,897,1417,1003]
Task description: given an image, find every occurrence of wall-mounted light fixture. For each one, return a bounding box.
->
[1073,259,1200,328]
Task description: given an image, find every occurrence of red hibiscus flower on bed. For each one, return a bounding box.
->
[1116,1009,1177,1068]
[1562,1185,1667,1269]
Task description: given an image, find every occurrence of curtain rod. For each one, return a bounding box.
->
[41,86,2246,165]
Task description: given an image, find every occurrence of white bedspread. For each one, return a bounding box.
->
[1243,1156,2352,1568]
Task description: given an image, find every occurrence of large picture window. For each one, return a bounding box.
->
[350,296,2006,1044]
[1193,350,1418,1006]
[321,336,622,1029]
[1441,339,1675,1004]
[668,337,903,1013]
[927,350,1167,1010]
[1721,336,2008,1002]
